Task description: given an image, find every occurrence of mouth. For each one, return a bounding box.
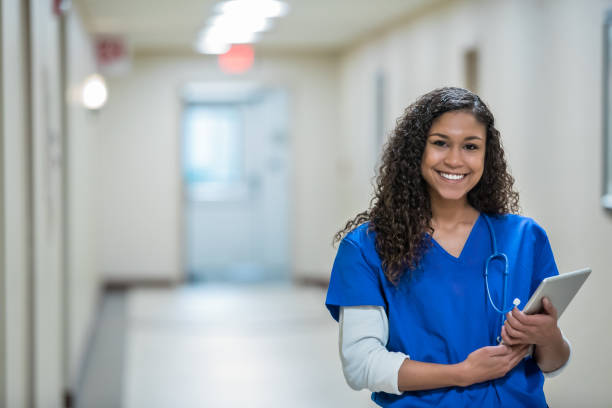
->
[436,171,467,181]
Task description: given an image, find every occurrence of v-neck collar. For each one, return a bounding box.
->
[430,213,482,263]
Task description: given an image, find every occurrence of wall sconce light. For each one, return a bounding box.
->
[81,73,108,110]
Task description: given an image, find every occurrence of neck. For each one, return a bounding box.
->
[429,194,476,226]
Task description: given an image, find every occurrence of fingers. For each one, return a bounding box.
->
[513,343,530,355]
[515,345,530,360]
[503,301,559,347]
[541,297,558,319]
[501,326,517,345]
[485,344,513,356]
[504,306,546,345]
[509,307,535,327]
[504,317,525,337]
[509,344,529,362]
[508,346,528,369]
[492,344,530,378]
[502,321,527,345]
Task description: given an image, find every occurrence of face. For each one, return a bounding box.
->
[421,110,486,204]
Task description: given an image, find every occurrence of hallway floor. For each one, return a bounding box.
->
[79,283,374,407]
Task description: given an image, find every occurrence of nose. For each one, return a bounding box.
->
[443,146,463,168]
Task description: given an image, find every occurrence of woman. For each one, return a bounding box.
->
[325,87,571,407]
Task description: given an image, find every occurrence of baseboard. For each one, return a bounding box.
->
[74,287,127,407]
[72,277,175,406]
[103,278,179,292]
[293,275,329,289]
[70,284,105,408]
[63,389,73,408]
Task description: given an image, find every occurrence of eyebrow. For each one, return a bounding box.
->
[428,133,483,141]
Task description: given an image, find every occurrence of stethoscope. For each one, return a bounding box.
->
[482,214,521,343]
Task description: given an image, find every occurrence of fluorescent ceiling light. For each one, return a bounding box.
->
[215,0,289,19]
[194,0,288,53]
[203,26,260,44]
[208,14,272,33]
[195,38,230,55]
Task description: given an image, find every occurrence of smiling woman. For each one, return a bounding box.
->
[334,87,519,283]
[421,111,486,204]
[326,87,571,408]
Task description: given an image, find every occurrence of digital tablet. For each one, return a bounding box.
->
[522,267,591,317]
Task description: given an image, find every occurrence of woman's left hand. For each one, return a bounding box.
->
[500,297,562,347]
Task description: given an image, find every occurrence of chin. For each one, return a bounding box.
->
[436,189,470,202]
[442,195,468,202]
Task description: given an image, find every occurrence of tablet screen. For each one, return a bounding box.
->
[523,268,591,317]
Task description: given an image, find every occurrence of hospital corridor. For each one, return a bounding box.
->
[77,284,371,407]
[1,0,612,407]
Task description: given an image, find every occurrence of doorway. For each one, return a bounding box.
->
[181,83,290,283]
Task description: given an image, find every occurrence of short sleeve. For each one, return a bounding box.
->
[325,238,386,322]
[530,224,559,294]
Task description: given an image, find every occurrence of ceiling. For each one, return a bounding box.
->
[75,0,438,54]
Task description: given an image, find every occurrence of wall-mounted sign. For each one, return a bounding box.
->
[53,0,70,16]
[95,35,131,76]
[218,44,254,74]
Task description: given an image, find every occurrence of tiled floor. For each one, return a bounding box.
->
[82,282,375,407]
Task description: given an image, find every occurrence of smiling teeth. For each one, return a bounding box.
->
[440,172,465,180]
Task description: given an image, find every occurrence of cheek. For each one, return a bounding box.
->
[421,155,438,179]
[421,148,439,167]
[470,152,486,173]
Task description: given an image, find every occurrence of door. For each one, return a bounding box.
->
[182,86,290,283]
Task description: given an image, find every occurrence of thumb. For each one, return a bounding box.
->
[541,297,558,319]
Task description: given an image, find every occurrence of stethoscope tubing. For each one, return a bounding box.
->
[482,214,514,338]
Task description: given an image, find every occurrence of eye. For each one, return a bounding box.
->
[464,144,479,151]
[432,140,446,147]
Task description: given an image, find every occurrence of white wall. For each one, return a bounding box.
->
[337,0,612,405]
[97,53,341,281]
[30,0,65,404]
[2,0,31,405]
[65,4,100,392]
[1,0,5,402]
[1,2,100,405]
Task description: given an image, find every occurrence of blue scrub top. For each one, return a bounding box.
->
[326,213,558,408]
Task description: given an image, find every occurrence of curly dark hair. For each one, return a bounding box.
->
[334,87,520,284]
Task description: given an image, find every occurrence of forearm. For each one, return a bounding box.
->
[534,328,570,373]
[398,359,465,391]
[341,306,467,394]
